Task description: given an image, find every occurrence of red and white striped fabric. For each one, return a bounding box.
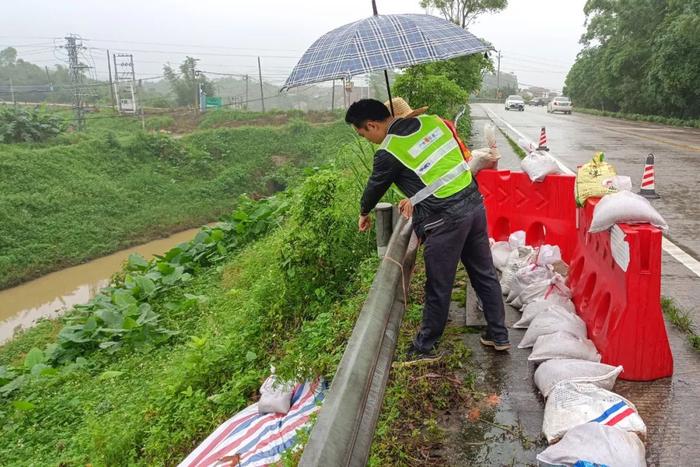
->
[179,379,327,467]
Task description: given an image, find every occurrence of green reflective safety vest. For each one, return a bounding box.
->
[379,115,472,205]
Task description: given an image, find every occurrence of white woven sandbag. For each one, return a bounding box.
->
[518,307,587,348]
[513,299,575,329]
[491,241,512,271]
[521,149,561,182]
[508,230,526,248]
[519,273,571,309]
[537,422,646,467]
[506,265,553,307]
[529,331,601,363]
[534,359,624,397]
[533,245,562,266]
[542,381,646,444]
[500,247,534,296]
[258,373,294,415]
[589,190,668,233]
[470,147,500,175]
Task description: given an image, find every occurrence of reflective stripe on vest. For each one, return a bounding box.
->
[380,115,472,204]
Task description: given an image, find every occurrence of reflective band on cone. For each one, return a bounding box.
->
[639,154,660,199]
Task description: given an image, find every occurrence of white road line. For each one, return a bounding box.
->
[479,104,700,279]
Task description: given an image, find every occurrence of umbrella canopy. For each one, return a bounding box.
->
[282,14,490,90]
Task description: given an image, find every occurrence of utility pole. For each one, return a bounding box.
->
[496,50,502,100]
[192,61,199,111]
[44,66,53,91]
[9,77,15,106]
[257,57,265,112]
[64,34,88,130]
[245,74,249,110]
[106,49,115,111]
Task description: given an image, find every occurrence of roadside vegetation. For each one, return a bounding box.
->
[0,159,382,465]
[573,107,700,129]
[565,1,699,120]
[661,296,700,352]
[0,111,350,290]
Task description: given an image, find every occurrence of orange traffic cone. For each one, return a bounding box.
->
[537,126,549,151]
[639,153,660,199]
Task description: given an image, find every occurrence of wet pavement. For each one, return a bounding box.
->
[443,108,700,465]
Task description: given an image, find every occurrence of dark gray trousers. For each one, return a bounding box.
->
[413,202,508,352]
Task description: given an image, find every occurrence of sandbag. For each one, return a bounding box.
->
[521,149,561,182]
[534,359,624,397]
[500,247,534,296]
[506,265,553,306]
[491,241,512,271]
[258,372,295,415]
[518,273,571,309]
[470,147,500,175]
[513,299,575,329]
[518,307,587,348]
[542,381,646,443]
[529,331,601,363]
[575,152,617,206]
[589,190,668,233]
[508,230,525,248]
[536,422,646,467]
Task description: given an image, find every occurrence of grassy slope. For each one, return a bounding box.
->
[0,118,352,289]
[0,170,378,466]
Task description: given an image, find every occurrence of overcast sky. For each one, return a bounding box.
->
[1,0,588,91]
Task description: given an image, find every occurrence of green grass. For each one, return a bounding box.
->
[0,118,352,289]
[0,169,379,466]
[499,127,527,160]
[661,296,700,351]
[574,107,700,129]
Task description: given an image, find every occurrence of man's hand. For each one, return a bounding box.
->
[358,214,371,232]
[398,198,413,219]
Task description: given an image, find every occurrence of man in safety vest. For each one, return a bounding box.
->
[345,98,510,360]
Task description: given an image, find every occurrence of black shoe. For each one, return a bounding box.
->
[403,343,441,364]
[480,333,511,351]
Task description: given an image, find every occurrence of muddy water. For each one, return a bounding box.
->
[0,226,208,344]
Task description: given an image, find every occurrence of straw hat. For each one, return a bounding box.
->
[384,97,428,118]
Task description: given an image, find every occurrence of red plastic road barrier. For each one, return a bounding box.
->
[568,199,673,381]
[476,170,577,263]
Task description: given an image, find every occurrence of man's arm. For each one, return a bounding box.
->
[360,149,402,215]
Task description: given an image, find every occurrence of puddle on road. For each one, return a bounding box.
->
[0,226,207,344]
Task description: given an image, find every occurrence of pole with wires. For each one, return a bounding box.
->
[257,57,265,112]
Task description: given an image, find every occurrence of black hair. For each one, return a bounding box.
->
[345,99,391,128]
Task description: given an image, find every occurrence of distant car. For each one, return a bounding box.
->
[548,97,573,114]
[532,98,547,107]
[505,95,525,111]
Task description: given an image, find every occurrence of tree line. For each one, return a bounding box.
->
[565,0,700,119]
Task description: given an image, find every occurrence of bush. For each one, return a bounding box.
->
[145,116,175,132]
[0,106,64,143]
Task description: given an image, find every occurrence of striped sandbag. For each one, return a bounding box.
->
[179,379,327,467]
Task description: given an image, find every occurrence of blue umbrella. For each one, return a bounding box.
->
[282,11,490,113]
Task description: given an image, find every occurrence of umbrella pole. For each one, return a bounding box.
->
[372,0,395,116]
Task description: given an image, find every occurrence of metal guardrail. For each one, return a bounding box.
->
[299,214,419,466]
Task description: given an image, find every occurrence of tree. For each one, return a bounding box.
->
[163,57,215,108]
[393,69,468,119]
[0,47,17,67]
[420,0,508,28]
[565,0,700,119]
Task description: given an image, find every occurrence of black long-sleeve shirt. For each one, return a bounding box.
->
[360,117,479,231]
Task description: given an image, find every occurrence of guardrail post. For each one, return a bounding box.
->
[375,202,394,257]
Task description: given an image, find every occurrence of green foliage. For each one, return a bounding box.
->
[573,106,700,128]
[163,56,216,107]
[0,106,64,143]
[0,119,353,290]
[144,115,176,131]
[0,168,376,465]
[419,0,508,28]
[566,0,700,119]
[392,54,492,119]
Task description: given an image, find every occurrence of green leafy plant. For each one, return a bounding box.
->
[0,107,64,143]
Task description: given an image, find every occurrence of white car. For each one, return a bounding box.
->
[505,95,525,111]
[547,97,572,114]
